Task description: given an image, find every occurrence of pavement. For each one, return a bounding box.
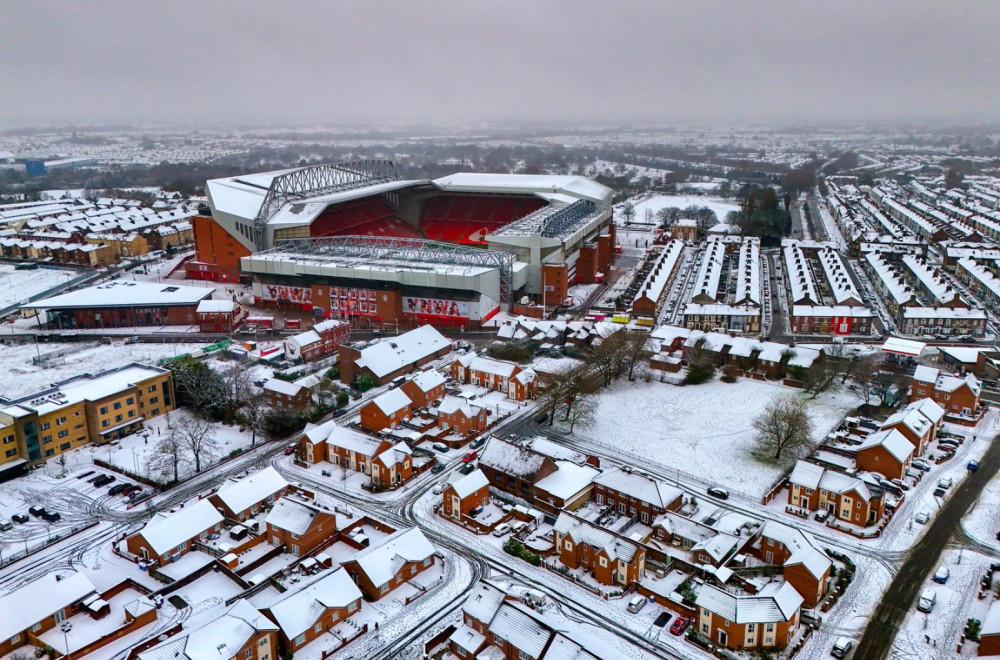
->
[854,432,1000,659]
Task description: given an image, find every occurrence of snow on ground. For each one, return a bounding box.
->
[0,339,205,399]
[889,548,991,659]
[962,410,1000,548]
[629,194,739,226]
[0,264,81,308]
[579,377,856,498]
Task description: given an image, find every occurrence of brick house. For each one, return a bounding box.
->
[209,466,289,522]
[442,469,490,521]
[449,354,538,401]
[592,467,684,525]
[125,498,223,565]
[477,436,557,504]
[0,572,98,657]
[436,395,488,436]
[263,379,312,411]
[360,388,413,432]
[856,428,914,480]
[284,319,350,362]
[138,600,277,660]
[754,521,832,608]
[341,527,435,601]
[552,512,646,587]
[695,582,803,651]
[979,600,1000,656]
[651,511,744,568]
[339,324,451,386]
[911,365,982,417]
[880,397,945,454]
[195,299,245,334]
[370,443,413,488]
[787,460,885,527]
[399,369,447,407]
[262,569,362,653]
[265,496,339,557]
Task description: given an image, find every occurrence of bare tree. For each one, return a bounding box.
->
[622,202,636,226]
[242,392,267,446]
[221,362,254,422]
[801,360,841,399]
[174,415,220,473]
[620,332,653,381]
[563,395,597,433]
[752,397,814,462]
[148,424,186,482]
[871,370,906,406]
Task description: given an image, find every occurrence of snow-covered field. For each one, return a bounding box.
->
[628,194,740,226]
[579,377,856,497]
[0,339,206,399]
[0,264,81,308]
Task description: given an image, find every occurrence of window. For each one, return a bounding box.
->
[31,622,41,632]
[42,435,52,443]
[128,410,135,418]
[102,419,109,427]
[379,583,388,593]
[151,408,159,416]
[100,406,108,414]
[149,396,159,404]
[148,385,157,393]
[348,601,358,612]
[422,557,431,566]
[766,623,775,632]
[56,416,66,425]
[2,435,13,444]
[314,622,323,633]
[60,442,70,451]
[113,402,122,410]
[58,430,68,438]
[747,623,755,632]
[294,633,305,646]
[175,543,185,553]
[245,649,252,660]
[260,638,268,647]
[5,449,15,458]
[40,422,50,431]
[410,565,416,574]
[9,634,20,644]
[494,633,506,646]
[126,397,134,405]
[115,414,123,422]
[519,652,530,660]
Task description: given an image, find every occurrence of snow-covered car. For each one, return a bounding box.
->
[937,477,953,489]
[831,637,853,659]
[492,523,511,537]
[915,511,930,525]
[626,595,647,613]
[917,589,936,612]
[933,566,950,584]
[433,484,445,495]
[911,459,931,472]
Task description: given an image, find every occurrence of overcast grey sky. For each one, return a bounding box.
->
[4,1,999,128]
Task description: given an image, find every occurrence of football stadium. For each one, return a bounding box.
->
[187,161,615,328]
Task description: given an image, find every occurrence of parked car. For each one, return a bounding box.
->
[969,460,980,472]
[707,487,729,500]
[801,609,822,626]
[125,488,143,500]
[432,442,449,453]
[11,513,29,524]
[457,463,477,475]
[41,510,61,523]
[0,518,11,531]
[915,511,930,525]
[937,477,953,489]
[933,566,950,584]
[814,509,831,523]
[917,588,936,612]
[462,451,478,464]
[28,506,46,517]
[330,408,347,418]
[470,437,485,449]
[911,459,931,472]
[933,487,946,497]
[493,523,512,537]
[431,462,446,474]
[831,637,854,659]
[626,595,648,613]
[500,503,514,514]
[669,617,690,635]
[432,483,445,495]
[890,478,910,491]
[284,444,297,455]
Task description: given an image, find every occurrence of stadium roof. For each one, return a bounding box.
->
[432,172,613,206]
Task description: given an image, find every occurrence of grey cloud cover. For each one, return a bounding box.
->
[3,0,999,127]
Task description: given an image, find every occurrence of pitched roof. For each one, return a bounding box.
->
[858,428,915,463]
[138,600,277,660]
[788,460,825,490]
[355,325,450,378]
[593,467,682,508]
[264,569,362,639]
[462,581,506,624]
[553,512,640,563]
[370,388,413,415]
[0,572,97,643]
[324,425,385,456]
[448,468,489,499]
[136,499,223,556]
[265,497,326,535]
[263,378,306,396]
[348,527,434,587]
[213,466,288,514]
[695,581,803,624]
[479,437,548,479]
[759,521,832,580]
[410,369,447,392]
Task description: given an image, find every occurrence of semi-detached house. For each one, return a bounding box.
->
[125,498,224,565]
[137,600,277,660]
[855,428,915,480]
[880,397,944,454]
[787,460,884,527]
[209,465,289,522]
[341,527,435,601]
[754,521,833,608]
[0,572,98,657]
[449,354,538,401]
[553,512,646,587]
[592,467,684,524]
[265,496,339,557]
[261,568,362,653]
[695,581,803,651]
[911,365,982,418]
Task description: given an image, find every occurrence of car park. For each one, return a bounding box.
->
[626,595,647,613]
[933,566,950,583]
[915,511,930,524]
[707,487,729,500]
[669,617,690,635]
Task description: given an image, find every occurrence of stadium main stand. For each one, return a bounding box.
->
[418,194,544,245]
[310,197,400,237]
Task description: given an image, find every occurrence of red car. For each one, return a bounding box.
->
[462,451,478,464]
[669,617,690,636]
[284,444,297,455]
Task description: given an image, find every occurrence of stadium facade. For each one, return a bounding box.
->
[187,161,614,328]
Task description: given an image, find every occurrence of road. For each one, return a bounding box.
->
[854,432,1000,659]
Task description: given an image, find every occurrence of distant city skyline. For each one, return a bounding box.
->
[3,1,999,128]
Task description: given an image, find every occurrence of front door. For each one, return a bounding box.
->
[718,630,728,647]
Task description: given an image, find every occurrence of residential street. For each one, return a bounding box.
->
[855,432,1000,659]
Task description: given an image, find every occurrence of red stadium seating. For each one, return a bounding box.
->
[417,195,545,244]
[351,218,425,239]
[311,197,402,237]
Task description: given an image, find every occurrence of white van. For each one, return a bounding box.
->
[917,588,936,612]
[524,589,546,607]
[492,523,511,537]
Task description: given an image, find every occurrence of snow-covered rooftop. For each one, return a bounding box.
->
[347,527,434,588]
[23,281,214,309]
[355,325,450,378]
[134,499,223,556]
[213,466,288,515]
[263,568,361,640]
